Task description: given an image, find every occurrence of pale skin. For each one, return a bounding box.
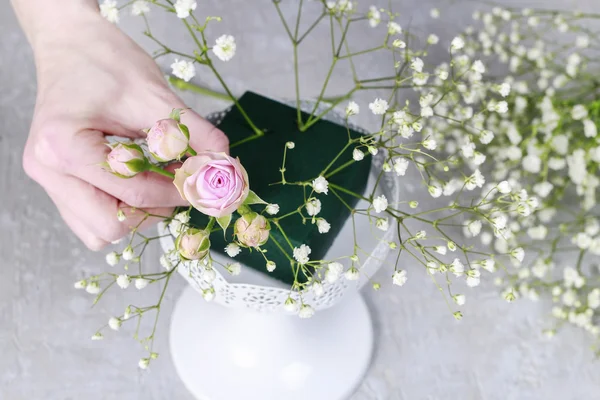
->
[11,0,229,250]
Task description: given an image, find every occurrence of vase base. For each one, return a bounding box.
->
[170,285,374,400]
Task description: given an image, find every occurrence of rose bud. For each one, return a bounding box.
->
[176,228,211,261]
[146,118,190,162]
[105,142,147,178]
[174,152,250,218]
[234,213,270,248]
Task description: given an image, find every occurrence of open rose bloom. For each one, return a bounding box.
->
[174,152,250,218]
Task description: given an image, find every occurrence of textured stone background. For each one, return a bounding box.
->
[2,0,600,399]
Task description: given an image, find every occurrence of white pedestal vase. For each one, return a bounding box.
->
[158,106,400,400]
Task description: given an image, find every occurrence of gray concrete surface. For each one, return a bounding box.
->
[1,0,600,399]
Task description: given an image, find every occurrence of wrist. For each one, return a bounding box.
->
[11,0,100,50]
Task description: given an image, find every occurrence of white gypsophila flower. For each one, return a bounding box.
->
[387,21,402,35]
[175,211,190,224]
[117,209,126,222]
[138,358,150,370]
[132,0,150,16]
[170,59,196,82]
[284,298,299,313]
[266,261,276,272]
[451,36,465,50]
[91,333,104,341]
[369,98,389,115]
[312,176,329,194]
[497,180,512,194]
[376,218,389,231]
[135,278,149,290]
[174,0,196,18]
[213,35,236,62]
[533,181,553,198]
[467,220,482,237]
[422,139,437,150]
[116,274,131,289]
[298,304,315,319]
[393,158,409,176]
[527,225,548,240]
[450,258,465,277]
[499,83,511,97]
[523,154,542,173]
[465,169,485,190]
[353,148,364,161]
[453,294,466,305]
[345,267,360,281]
[316,219,331,234]
[86,282,101,295]
[479,130,494,144]
[368,146,378,156]
[588,289,600,309]
[367,6,381,27]
[227,262,241,275]
[203,268,217,283]
[472,60,486,74]
[160,254,172,270]
[434,246,447,255]
[345,101,359,116]
[108,317,121,331]
[393,39,407,48]
[122,246,134,261]
[305,198,322,216]
[571,104,588,120]
[74,280,86,290]
[466,269,481,287]
[265,204,280,215]
[572,233,592,250]
[372,195,388,213]
[100,0,119,23]
[427,34,439,45]
[411,57,424,73]
[286,141,295,149]
[202,288,215,301]
[426,260,438,275]
[312,282,324,297]
[325,262,344,283]
[428,184,442,198]
[430,8,440,18]
[564,267,585,288]
[392,270,408,286]
[293,244,311,265]
[511,247,525,263]
[583,119,597,138]
[106,252,119,266]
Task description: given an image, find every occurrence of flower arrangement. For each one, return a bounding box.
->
[76,0,546,368]
[449,6,600,353]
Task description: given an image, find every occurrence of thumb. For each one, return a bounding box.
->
[180,109,230,154]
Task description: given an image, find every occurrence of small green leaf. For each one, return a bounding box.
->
[169,108,182,122]
[178,123,190,140]
[244,190,267,205]
[216,214,232,234]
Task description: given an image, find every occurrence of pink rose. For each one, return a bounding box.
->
[176,228,211,260]
[146,118,190,162]
[234,213,270,248]
[106,142,147,178]
[174,152,250,218]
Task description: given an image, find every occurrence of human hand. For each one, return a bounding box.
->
[16,3,229,250]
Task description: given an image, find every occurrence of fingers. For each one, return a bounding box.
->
[35,126,189,208]
[33,164,172,246]
[179,109,230,154]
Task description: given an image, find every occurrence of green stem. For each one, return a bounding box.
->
[206,217,216,231]
[187,147,197,156]
[329,183,369,202]
[206,60,263,137]
[148,165,175,179]
[168,77,231,101]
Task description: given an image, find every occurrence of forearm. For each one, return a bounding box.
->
[10,0,99,49]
